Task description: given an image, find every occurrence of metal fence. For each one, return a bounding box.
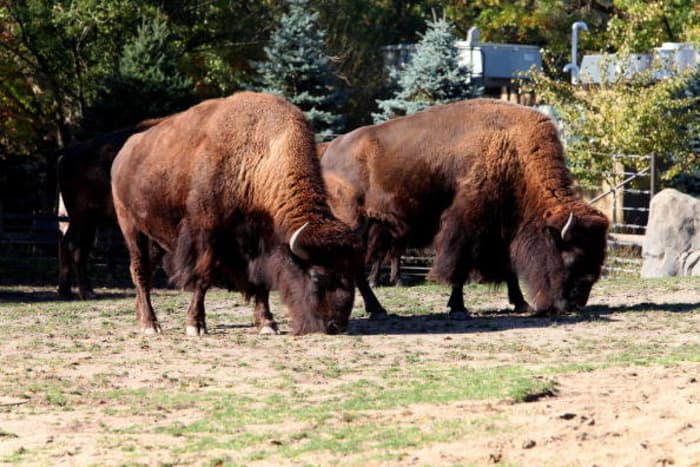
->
[580,153,655,276]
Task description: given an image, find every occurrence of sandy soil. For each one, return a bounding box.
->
[0,277,699,465]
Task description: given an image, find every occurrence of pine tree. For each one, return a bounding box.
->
[374,18,482,123]
[84,15,194,131]
[253,0,345,141]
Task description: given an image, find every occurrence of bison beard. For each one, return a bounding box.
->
[321,97,609,318]
[111,92,358,336]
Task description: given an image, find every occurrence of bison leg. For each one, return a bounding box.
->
[253,289,279,334]
[356,269,388,320]
[123,229,161,335]
[507,273,534,314]
[74,224,97,300]
[57,229,74,299]
[57,223,96,299]
[367,258,382,288]
[389,251,403,287]
[185,282,209,336]
[447,284,469,320]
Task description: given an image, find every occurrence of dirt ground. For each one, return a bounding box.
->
[1,277,699,465]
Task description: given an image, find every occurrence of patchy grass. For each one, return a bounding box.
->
[0,277,699,465]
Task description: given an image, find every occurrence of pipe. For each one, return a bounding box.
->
[563,21,589,83]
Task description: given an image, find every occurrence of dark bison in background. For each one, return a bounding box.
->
[321,98,609,319]
[112,92,359,336]
[57,119,163,299]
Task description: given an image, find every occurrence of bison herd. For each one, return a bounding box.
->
[57,92,609,335]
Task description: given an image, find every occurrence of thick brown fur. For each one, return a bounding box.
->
[57,118,164,299]
[112,92,358,335]
[321,98,609,317]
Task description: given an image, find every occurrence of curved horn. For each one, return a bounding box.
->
[561,213,575,240]
[289,222,311,260]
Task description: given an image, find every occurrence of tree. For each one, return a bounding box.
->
[83,14,195,132]
[373,17,481,123]
[252,0,346,141]
[524,62,698,191]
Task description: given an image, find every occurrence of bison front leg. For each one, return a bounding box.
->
[447,284,469,320]
[355,269,388,320]
[507,272,534,314]
[253,289,279,334]
[389,251,403,287]
[367,258,382,288]
[185,282,209,336]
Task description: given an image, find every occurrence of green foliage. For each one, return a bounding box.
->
[1,0,699,211]
[373,17,481,122]
[252,0,347,141]
[607,0,699,53]
[83,14,194,131]
[525,59,699,188]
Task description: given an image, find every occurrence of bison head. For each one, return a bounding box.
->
[515,209,609,315]
[280,221,359,335]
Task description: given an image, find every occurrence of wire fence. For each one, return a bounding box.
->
[581,153,655,277]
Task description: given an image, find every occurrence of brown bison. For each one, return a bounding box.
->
[111,92,359,336]
[317,141,402,287]
[57,119,163,299]
[321,98,609,318]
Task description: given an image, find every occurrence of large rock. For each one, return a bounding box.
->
[641,189,700,277]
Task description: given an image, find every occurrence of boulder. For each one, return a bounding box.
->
[641,189,700,277]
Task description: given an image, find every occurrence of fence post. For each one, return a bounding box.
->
[649,153,657,200]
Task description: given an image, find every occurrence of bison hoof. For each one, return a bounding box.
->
[78,289,96,300]
[142,323,162,335]
[186,325,207,336]
[258,325,279,335]
[514,302,535,314]
[448,309,469,320]
[57,288,73,300]
[531,308,558,318]
[369,309,389,321]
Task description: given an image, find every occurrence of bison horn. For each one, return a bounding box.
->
[290,222,311,260]
[561,213,575,240]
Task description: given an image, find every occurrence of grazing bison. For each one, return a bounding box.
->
[57,119,163,299]
[112,92,359,336]
[321,98,609,318]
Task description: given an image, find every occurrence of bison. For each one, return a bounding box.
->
[320,98,609,318]
[111,92,359,336]
[57,119,163,299]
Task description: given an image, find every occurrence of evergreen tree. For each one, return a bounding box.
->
[84,14,195,132]
[252,0,345,141]
[373,17,481,123]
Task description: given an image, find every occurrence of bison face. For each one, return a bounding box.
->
[282,222,359,335]
[523,211,608,315]
[279,256,356,335]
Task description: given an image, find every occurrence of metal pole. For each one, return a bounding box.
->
[649,153,657,200]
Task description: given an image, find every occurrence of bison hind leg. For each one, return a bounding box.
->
[185,282,209,336]
[126,231,161,334]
